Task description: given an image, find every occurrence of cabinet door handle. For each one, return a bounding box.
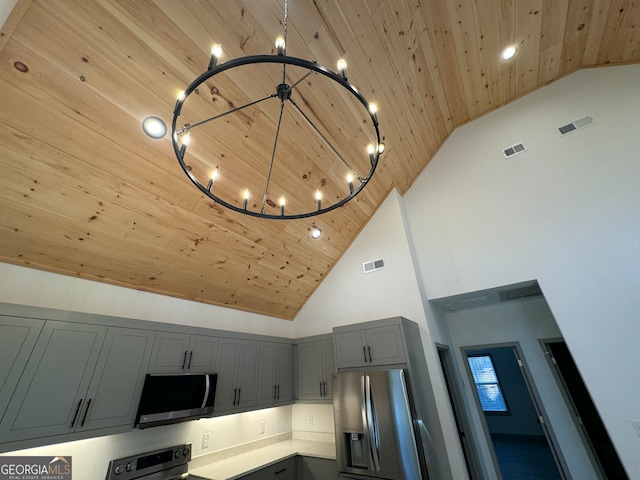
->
[322,381,326,397]
[181,350,188,370]
[273,384,277,401]
[187,351,193,369]
[368,345,372,363]
[277,384,280,400]
[319,382,323,396]
[80,398,92,427]
[70,399,83,428]
[237,388,241,404]
[233,387,238,405]
[363,346,367,362]
[275,467,287,475]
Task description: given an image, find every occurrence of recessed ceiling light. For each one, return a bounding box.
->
[142,116,167,139]
[311,227,322,239]
[501,45,517,61]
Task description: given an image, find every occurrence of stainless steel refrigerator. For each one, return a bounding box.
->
[333,369,429,480]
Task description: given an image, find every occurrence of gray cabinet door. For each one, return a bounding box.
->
[148,332,190,373]
[257,343,278,406]
[258,343,293,406]
[297,338,334,400]
[78,327,155,431]
[0,317,45,423]
[262,457,296,480]
[334,330,368,368]
[188,335,219,373]
[214,339,259,412]
[275,343,293,403]
[300,457,337,480]
[335,325,406,368]
[366,325,406,366]
[0,321,107,442]
[236,341,259,409]
[321,339,335,399]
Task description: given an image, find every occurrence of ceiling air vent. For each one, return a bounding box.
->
[363,259,385,274]
[499,283,543,302]
[558,116,594,136]
[503,143,526,158]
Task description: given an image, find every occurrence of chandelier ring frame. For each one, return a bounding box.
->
[171,53,382,220]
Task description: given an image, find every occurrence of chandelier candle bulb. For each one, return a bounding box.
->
[206,168,219,190]
[275,37,285,55]
[347,173,354,194]
[208,44,222,69]
[177,90,186,102]
[243,189,249,209]
[315,190,322,210]
[367,144,376,165]
[337,59,348,80]
[179,133,191,158]
[280,197,286,216]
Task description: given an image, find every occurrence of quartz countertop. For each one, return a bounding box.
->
[189,438,336,480]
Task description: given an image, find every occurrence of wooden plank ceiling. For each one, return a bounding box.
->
[1,0,638,320]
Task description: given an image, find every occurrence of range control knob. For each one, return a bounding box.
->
[174,449,182,459]
[182,446,190,458]
[126,461,135,472]
[113,464,125,475]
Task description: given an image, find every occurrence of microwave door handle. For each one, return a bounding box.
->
[202,375,211,409]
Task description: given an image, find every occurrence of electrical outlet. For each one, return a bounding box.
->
[202,432,210,449]
[259,420,265,434]
[307,415,313,426]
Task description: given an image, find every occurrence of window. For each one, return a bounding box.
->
[467,355,508,413]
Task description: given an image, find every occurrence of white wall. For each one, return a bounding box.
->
[293,189,427,336]
[404,64,640,478]
[0,262,293,338]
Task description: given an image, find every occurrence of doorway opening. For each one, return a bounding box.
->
[542,340,628,479]
[437,345,482,479]
[463,344,566,479]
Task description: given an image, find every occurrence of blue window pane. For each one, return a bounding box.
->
[468,355,508,412]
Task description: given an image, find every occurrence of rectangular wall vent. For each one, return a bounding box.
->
[499,284,542,302]
[559,116,594,136]
[363,259,385,273]
[503,143,526,158]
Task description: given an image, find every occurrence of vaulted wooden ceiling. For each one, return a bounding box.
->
[1,0,638,320]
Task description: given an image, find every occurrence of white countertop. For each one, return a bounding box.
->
[189,438,336,480]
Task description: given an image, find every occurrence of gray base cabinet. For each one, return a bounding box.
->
[299,457,338,480]
[296,335,335,401]
[238,457,296,480]
[0,322,154,443]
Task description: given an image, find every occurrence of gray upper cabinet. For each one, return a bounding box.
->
[296,336,335,400]
[0,316,45,423]
[214,338,260,413]
[0,322,155,443]
[258,342,293,406]
[0,321,107,442]
[334,323,406,369]
[148,332,219,373]
[76,327,155,432]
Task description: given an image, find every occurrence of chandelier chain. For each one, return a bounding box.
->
[281,0,289,83]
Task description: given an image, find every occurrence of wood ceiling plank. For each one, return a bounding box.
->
[514,0,544,96]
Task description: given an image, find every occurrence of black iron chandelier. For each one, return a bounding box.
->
[145,0,384,220]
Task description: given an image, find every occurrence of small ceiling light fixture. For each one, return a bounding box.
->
[311,227,322,239]
[142,116,167,139]
[501,45,517,61]
[165,0,384,220]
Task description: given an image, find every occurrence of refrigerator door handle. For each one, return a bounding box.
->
[363,374,381,472]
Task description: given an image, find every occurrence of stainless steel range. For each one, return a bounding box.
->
[105,443,208,480]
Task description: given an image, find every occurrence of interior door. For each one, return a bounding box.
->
[544,341,628,479]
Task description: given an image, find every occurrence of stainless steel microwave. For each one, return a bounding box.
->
[135,373,217,429]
